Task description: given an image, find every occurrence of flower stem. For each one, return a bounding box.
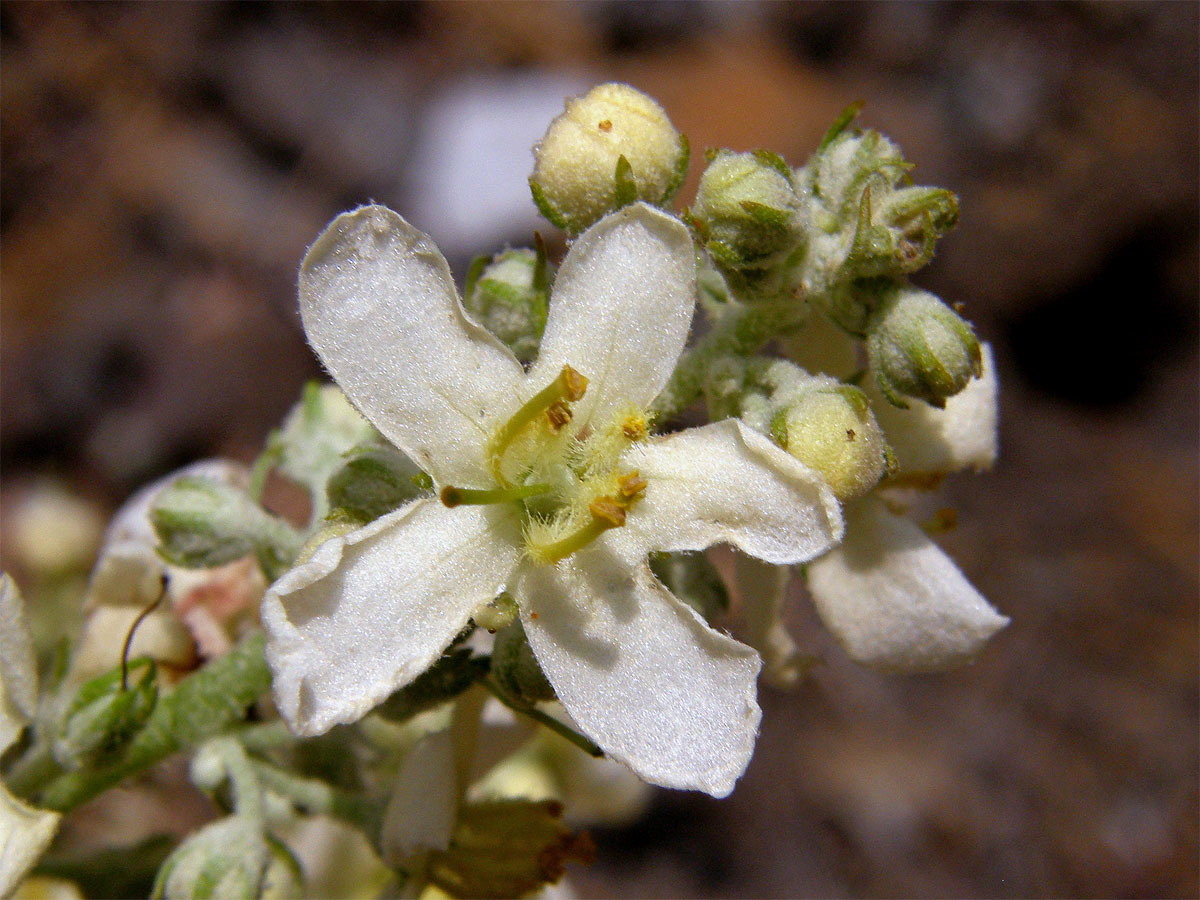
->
[653,298,808,421]
[483,677,603,758]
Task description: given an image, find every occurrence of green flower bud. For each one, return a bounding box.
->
[491,622,555,705]
[151,818,299,900]
[845,185,959,278]
[867,286,982,408]
[463,246,552,364]
[270,383,376,522]
[530,83,688,233]
[326,441,427,526]
[692,149,804,271]
[150,477,301,580]
[375,648,489,723]
[52,660,158,769]
[770,383,890,500]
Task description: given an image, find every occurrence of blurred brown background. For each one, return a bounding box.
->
[2,2,1197,897]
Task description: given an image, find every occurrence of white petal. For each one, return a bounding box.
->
[529,204,695,429]
[381,727,458,862]
[611,419,844,566]
[806,497,1008,671]
[516,556,761,798]
[732,554,809,688]
[0,574,38,754]
[869,342,999,476]
[300,205,525,486]
[262,499,520,735]
[0,784,60,898]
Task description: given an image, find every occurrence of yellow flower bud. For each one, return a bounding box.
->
[773,387,889,501]
[531,83,687,233]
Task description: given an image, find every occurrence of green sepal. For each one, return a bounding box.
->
[739,199,793,232]
[490,622,555,705]
[374,649,490,723]
[150,476,302,580]
[463,254,490,301]
[613,154,638,207]
[326,442,427,526]
[529,177,574,233]
[424,799,596,900]
[818,100,864,151]
[662,132,691,203]
[751,148,793,181]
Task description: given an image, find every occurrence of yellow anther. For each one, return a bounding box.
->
[589,496,626,527]
[620,413,647,441]
[546,401,572,432]
[562,365,589,401]
[617,471,647,499]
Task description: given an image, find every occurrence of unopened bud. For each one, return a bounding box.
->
[771,383,890,500]
[491,622,556,704]
[463,247,552,364]
[867,286,982,408]
[531,83,688,233]
[151,477,301,580]
[692,150,804,271]
[53,661,158,769]
[847,185,959,278]
[326,442,427,525]
[151,817,299,900]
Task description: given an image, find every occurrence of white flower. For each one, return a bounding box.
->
[805,345,1007,671]
[1,574,61,898]
[262,202,842,796]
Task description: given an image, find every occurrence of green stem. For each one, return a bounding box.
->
[483,678,602,758]
[653,298,808,421]
[249,758,380,836]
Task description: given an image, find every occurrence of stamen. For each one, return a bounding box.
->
[546,401,572,432]
[528,495,628,564]
[589,496,626,527]
[617,471,648,499]
[621,414,648,441]
[489,365,589,485]
[441,482,551,508]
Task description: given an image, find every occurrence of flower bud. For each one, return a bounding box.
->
[326,441,427,525]
[771,383,890,501]
[846,185,959,278]
[151,817,299,900]
[531,83,688,233]
[463,247,552,364]
[491,622,556,705]
[867,286,982,408]
[150,477,301,580]
[692,149,804,271]
[52,661,158,769]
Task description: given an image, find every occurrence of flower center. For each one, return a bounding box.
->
[439,364,650,565]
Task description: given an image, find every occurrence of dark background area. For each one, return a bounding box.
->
[2,2,1197,897]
